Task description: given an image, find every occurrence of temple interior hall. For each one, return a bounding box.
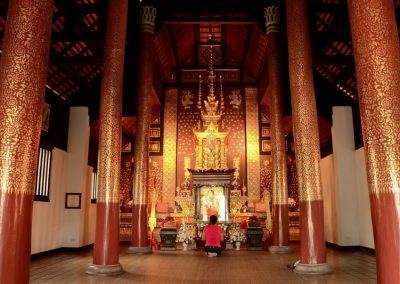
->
[0,0,399,283]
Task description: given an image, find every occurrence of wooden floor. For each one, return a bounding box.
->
[30,243,377,283]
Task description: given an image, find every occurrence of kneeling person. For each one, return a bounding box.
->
[202,215,223,257]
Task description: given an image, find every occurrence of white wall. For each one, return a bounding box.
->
[331,107,360,245]
[31,148,67,254]
[31,149,96,254]
[321,155,338,244]
[83,166,97,245]
[320,106,374,249]
[354,148,374,248]
[62,107,90,247]
[31,107,96,254]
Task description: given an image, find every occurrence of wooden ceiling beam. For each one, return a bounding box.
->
[161,18,262,25]
[57,1,101,14]
[313,31,351,43]
[242,25,254,77]
[70,3,101,14]
[51,32,101,43]
[49,55,102,66]
[313,2,344,14]
[313,54,353,65]
[335,64,356,82]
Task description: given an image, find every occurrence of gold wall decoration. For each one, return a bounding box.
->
[261,126,271,138]
[231,157,241,195]
[180,69,241,83]
[260,156,272,199]
[262,140,271,152]
[150,127,160,138]
[183,156,191,188]
[120,156,133,211]
[181,90,194,109]
[148,158,162,232]
[149,141,160,152]
[149,158,162,204]
[245,87,261,204]
[228,90,242,109]
[162,89,178,208]
[175,156,192,197]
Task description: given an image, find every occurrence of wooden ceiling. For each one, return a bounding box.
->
[1,0,399,153]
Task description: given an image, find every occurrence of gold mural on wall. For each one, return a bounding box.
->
[162,89,178,208]
[245,88,261,204]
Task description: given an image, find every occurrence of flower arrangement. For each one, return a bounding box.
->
[229,224,246,243]
[177,222,193,245]
[196,222,206,238]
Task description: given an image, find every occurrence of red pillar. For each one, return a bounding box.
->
[128,5,157,254]
[0,0,53,282]
[264,4,292,254]
[348,1,400,283]
[86,0,128,276]
[285,0,332,274]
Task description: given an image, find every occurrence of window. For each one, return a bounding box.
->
[91,171,97,203]
[34,148,52,201]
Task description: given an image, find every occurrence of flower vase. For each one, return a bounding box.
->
[183,243,188,251]
[235,242,241,250]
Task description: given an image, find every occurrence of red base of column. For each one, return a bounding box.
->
[272,204,290,247]
[93,202,120,265]
[129,204,151,254]
[0,192,33,284]
[86,263,123,276]
[299,200,326,264]
[370,193,400,283]
[269,245,293,254]
[294,263,332,275]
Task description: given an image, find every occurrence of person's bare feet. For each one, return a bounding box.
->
[207,252,217,257]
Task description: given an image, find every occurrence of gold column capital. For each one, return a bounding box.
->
[264,5,280,34]
[140,5,157,34]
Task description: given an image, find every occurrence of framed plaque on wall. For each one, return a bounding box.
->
[65,193,81,209]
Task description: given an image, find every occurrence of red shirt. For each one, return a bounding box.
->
[203,224,222,247]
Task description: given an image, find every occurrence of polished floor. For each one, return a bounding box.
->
[30,243,377,284]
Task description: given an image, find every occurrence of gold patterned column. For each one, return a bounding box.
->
[163,88,178,208]
[285,0,332,274]
[86,0,128,276]
[348,1,400,282]
[245,87,261,205]
[264,3,291,254]
[129,5,157,254]
[0,0,53,283]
